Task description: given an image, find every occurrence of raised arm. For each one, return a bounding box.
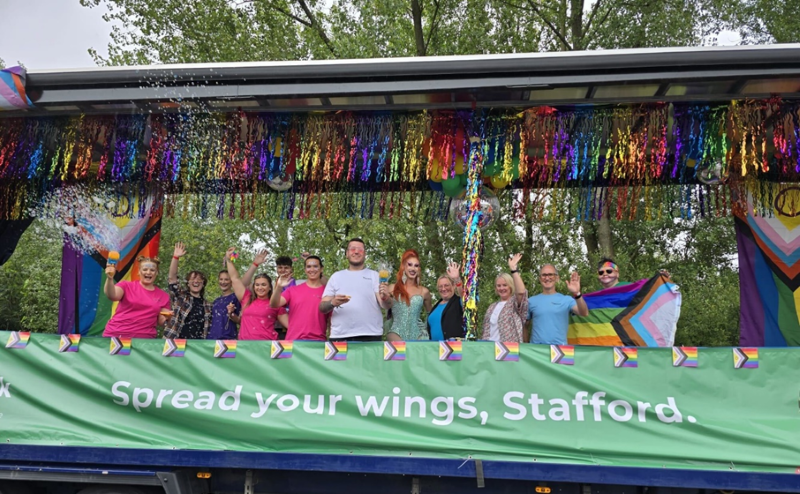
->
[168,242,186,284]
[508,253,527,302]
[270,274,291,308]
[447,262,464,297]
[226,247,247,301]
[241,249,268,288]
[104,264,124,301]
[567,271,589,317]
[422,287,433,314]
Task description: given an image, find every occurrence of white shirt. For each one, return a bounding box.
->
[487,301,506,342]
[322,268,382,338]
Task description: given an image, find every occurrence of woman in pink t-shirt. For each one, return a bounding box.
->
[102,256,173,339]
[226,247,288,340]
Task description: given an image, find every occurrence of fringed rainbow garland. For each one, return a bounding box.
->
[1,101,800,221]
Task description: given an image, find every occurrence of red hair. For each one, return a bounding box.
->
[393,249,421,305]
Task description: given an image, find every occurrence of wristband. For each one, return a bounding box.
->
[510,269,520,274]
[455,282,463,287]
[172,256,180,260]
[573,293,582,299]
[252,262,260,268]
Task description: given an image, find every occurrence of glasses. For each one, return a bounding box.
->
[540,273,556,278]
[347,247,365,253]
[598,269,615,275]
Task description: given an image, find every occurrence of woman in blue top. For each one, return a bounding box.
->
[427,262,465,340]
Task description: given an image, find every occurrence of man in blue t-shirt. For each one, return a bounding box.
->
[526,264,589,345]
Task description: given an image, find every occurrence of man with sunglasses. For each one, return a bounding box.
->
[525,264,589,345]
[597,258,632,290]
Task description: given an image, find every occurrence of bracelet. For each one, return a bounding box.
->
[510,269,520,274]
[252,262,260,268]
[455,282,463,287]
[573,293,582,299]
[172,256,180,260]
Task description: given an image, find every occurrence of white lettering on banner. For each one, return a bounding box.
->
[0,377,11,398]
[356,390,483,427]
[501,391,696,424]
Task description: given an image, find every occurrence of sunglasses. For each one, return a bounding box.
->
[598,269,616,275]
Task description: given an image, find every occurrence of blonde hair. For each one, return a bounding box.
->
[495,273,516,296]
[137,256,161,267]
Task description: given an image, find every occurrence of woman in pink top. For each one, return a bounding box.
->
[102,256,173,339]
[226,247,288,340]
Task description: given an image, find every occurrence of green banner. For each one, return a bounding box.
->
[0,332,798,473]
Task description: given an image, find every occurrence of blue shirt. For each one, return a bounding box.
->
[527,293,577,345]
[428,303,446,340]
[207,293,241,340]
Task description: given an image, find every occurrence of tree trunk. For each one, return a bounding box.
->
[410,0,427,56]
[569,0,584,49]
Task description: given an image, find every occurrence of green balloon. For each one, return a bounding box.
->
[483,162,499,176]
[442,177,463,198]
[459,173,468,186]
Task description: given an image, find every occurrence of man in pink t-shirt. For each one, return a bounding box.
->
[270,255,329,340]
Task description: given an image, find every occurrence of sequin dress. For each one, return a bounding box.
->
[389,295,426,340]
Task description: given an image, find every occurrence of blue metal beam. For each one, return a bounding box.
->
[1,446,799,492]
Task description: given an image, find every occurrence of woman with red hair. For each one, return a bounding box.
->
[381,250,433,341]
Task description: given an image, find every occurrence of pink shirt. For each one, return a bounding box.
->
[239,290,286,340]
[283,283,329,341]
[103,281,170,339]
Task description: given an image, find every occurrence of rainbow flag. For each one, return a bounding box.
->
[214,340,236,358]
[58,334,81,353]
[550,344,574,365]
[495,342,519,361]
[271,341,293,359]
[568,273,681,347]
[672,346,697,367]
[439,341,462,361]
[5,332,30,349]
[734,347,758,369]
[324,341,347,361]
[614,347,638,368]
[163,339,186,357]
[0,67,33,111]
[58,198,162,336]
[109,337,132,356]
[384,341,406,361]
[736,190,800,346]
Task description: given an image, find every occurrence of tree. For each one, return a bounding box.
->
[738,0,800,43]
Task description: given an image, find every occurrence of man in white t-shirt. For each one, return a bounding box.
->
[320,238,392,341]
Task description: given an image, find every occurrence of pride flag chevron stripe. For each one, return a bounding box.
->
[734,347,759,369]
[672,346,698,367]
[439,341,462,361]
[550,345,574,365]
[163,339,186,357]
[58,334,81,353]
[214,340,236,358]
[5,332,30,349]
[109,337,131,356]
[495,342,519,361]
[614,347,638,368]
[324,341,347,361]
[271,341,293,359]
[384,341,406,361]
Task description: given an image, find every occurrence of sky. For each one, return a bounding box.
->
[1,0,112,70]
[1,0,742,71]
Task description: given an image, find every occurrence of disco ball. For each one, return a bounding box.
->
[449,186,500,228]
[267,173,293,191]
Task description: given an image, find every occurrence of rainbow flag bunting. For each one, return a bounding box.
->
[5,332,30,349]
[734,347,758,369]
[214,340,236,358]
[109,337,132,356]
[672,346,698,367]
[614,347,638,368]
[439,341,462,361]
[384,341,406,361]
[163,339,186,357]
[58,334,81,353]
[324,341,347,361]
[271,340,293,359]
[495,342,519,362]
[550,345,574,365]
